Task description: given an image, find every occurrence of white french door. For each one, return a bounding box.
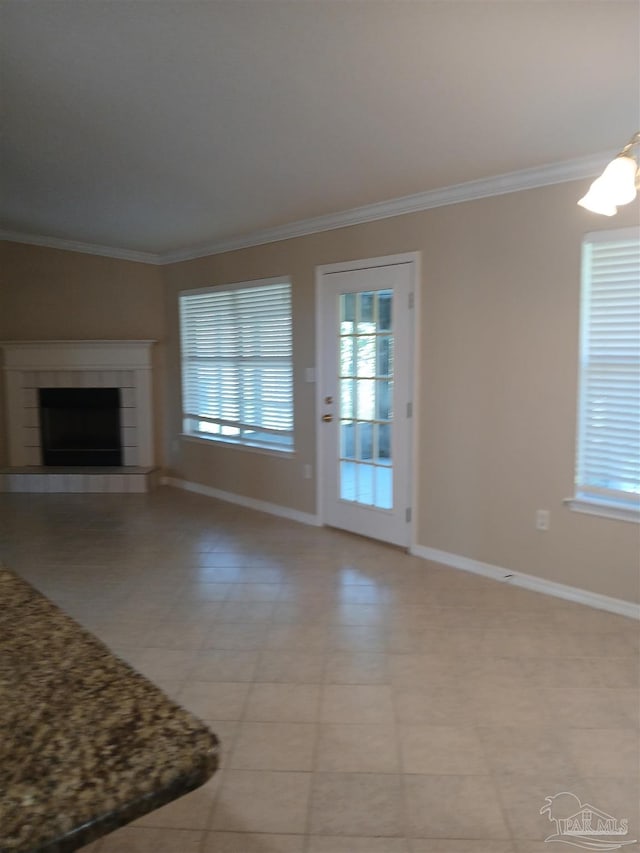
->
[317,258,415,546]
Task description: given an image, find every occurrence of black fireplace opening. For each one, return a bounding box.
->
[39,388,122,466]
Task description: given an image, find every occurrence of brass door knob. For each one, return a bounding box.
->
[322,413,333,422]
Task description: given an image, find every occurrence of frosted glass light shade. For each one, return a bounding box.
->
[578,154,638,215]
[578,178,619,216]
[600,156,638,205]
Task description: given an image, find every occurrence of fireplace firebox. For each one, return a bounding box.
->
[39,388,122,466]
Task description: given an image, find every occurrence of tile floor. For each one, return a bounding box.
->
[1,487,638,853]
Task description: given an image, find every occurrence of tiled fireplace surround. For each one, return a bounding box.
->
[0,341,157,493]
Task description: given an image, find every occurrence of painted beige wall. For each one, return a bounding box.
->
[0,242,166,466]
[1,182,637,604]
[163,182,639,603]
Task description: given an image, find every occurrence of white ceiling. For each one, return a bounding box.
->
[1,0,638,257]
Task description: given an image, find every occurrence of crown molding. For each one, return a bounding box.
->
[0,230,162,265]
[1,150,610,266]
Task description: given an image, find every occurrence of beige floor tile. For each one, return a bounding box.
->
[315,723,399,772]
[98,827,203,852]
[190,650,259,682]
[217,601,276,622]
[394,686,476,726]
[5,491,638,853]
[521,656,639,688]
[493,774,590,840]
[320,684,394,724]
[326,624,388,652]
[244,683,321,722]
[542,688,640,728]
[564,728,640,776]
[334,585,392,605]
[142,619,211,650]
[255,650,326,683]
[266,624,329,651]
[309,837,409,852]
[389,654,466,689]
[330,603,390,625]
[230,721,317,770]
[584,776,640,835]
[180,583,231,601]
[399,725,488,775]
[210,770,311,833]
[462,656,529,689]
[413,627,485,658]
[309,772,403,836]
[203,833,306,853]
[324,651,390,684]
[272,602,331,624]
[225,583,282,601]
[125,648,198,683]
[478,726,578,776]
[178,681,249,720]
[404,775,510,839]
[551,607,636,634]
[409,843,514,853]
[205,622,269,650]
[469,686,547,727]
[91,620,152,647]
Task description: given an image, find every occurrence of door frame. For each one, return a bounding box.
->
[314,251,421,550]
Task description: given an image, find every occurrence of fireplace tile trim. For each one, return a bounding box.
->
[1,341,155,468]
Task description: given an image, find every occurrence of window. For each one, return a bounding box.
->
[180,278,294,451]
[573,227,640,520]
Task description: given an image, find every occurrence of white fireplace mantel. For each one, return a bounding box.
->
[0,340,156,469]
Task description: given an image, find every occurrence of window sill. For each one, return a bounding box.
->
[564,497,640,524]
[181,433,295,459]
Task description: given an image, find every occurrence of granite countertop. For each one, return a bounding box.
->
[0,568,219,853]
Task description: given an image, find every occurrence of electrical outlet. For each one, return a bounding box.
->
[536,509,550,531]
[303,464,312,480]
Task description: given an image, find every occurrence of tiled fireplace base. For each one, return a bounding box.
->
[0,466,160,494]
[1,340,157,493]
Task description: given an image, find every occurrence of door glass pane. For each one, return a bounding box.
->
[341,421,355,459]
[340,460,356,501]
[340,337,354,377]
[357,379,375,420]
[376,380,392,421]
[359,422,373,461]
[341,293,356,335]
[357,293,375,332]
[375,466,393,509]
[377,423,392,463]
[377,336,393,377]
[357,336,376,377]
[341,379,355,419]
[378,292,392,331]
[338,289,395,511]
[357,463,375,504]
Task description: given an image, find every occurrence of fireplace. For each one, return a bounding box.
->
[39,388,122,466]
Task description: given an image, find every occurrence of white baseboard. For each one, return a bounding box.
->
[161,476,321,527]
[411,544,640,621]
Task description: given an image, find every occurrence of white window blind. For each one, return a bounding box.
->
[576,228,640,514]
[180,279,294,451]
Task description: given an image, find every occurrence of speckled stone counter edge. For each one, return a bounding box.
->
[0,567,219,853]
[29,759,216,853]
